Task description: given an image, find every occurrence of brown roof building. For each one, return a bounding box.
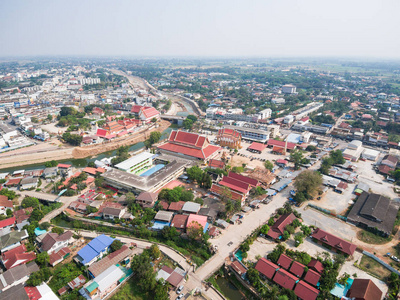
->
[347,191,399,236]
[136,192,158,208]
[311,228,357,256]
[346,278,383,300]
[255,258,279,279]
[294,280,320,300]
[277,254,293,270]
[273,268,298,290]
[170,214,188,231]
[267,213,297,239]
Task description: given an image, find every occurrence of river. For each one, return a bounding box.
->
[0,127,173,174]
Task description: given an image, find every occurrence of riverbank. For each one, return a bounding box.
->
[0,120,170,169]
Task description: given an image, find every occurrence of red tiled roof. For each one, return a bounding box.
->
[307,259,324,274]
[304,269,321,286]
[159,201,169,210]
[2,244,26,261]
[294,280,320,300]
[96,128,108,138]
[267,213,296,239]
[0,216,15,229]
[268,139,296,150]
[228,172,259,187]
[57,163,71,168]
[248,142,266,152]
[276,159,288,165]
[141,107,159,119]
[170,214,188,230]
[312,228,357,256]
[5,178,21,186]
[209,159,225,169]
[378,164,393,175]
[210,184,245,202]
[0,197,13,208]
[273,268,298,290]
[346,278,383,300]
[2,244,36,269]
[168,201,185,211]
[277,254,293,270]
[14,207,33,224]
[25,286,41,300]
[255,258,278,279]
[83,167,97,175]
[289,261,305,277]
[131,105,142,113]
[231,260,247,275]
[219,176,250,194]
[158,142,220,160]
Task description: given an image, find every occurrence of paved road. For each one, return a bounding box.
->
[19,190,79,224]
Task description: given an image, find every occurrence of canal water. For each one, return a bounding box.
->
[0,127,173,173]
[215,277,244,300]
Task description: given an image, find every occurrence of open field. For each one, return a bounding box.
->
[359,255,391,281]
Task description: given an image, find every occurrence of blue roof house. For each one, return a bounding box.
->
[76,234,114,266]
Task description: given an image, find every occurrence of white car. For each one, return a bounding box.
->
[176,285,184,294]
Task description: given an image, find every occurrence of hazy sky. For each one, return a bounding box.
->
[1,0,399,58]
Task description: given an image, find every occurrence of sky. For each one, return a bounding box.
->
[0,0,399,58]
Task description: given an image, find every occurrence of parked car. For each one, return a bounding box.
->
[177,285,184,294]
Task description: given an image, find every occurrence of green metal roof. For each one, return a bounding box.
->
[86,281,99,293]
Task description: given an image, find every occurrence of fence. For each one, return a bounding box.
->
[362,251,400,276]
[308,204,347,221]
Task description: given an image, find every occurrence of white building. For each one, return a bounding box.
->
[283,115,295,124]
[271,98,285,104]
[282,84,297,94]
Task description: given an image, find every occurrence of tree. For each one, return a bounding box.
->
[95,177,105,187]
[44,160,58,167]
[161,226,180,241]
[200,172,212,189]
[187,221,204,240]
[47,114,53,122]
[194,197,204,205]
[30,210,44,222]
[6,209,12,217]
[264,160,274,171]
[330,149,345,165]
[151,117,157,123]
[260,224,270,235]
[110,239,123,252]
[39,222,51,230]
[282,231,290,240]
[26,268,52,286]
[294,233,304,247]
[247,268,260,286]
[186,166,203,183]
[149,244,161,260]
[36,252,49,267]
[60,106,77,117]
[0,188,16,200]
[51,227,65,234]
[290,149,304,170]
[180,190,194,202]
[294,170,322,196]
[183,118,194,130]
[22,197,40,209]
[86,206,98,214]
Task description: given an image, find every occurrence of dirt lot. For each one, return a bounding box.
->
[308,183,357,215]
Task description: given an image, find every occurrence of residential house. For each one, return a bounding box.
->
[294,280,320,300]
[81,264,126,299]
[311,228,357,256]
[255,258,279,280]
[0,230,29,252]
[38,231,74,254]
[170,214,188,232]
[19,177,39,190]
[138,106,160,123]
[49,247,71,267]
[76,234,114,266]
[0,195,13,216]
[182,201,201,214]
[135,192,158,208]
[88,245,131,278]
[1,244,36,269]
[346,278,383,300]
[42,167,58,178]
[0,261,39,292]
[267,213,296,239]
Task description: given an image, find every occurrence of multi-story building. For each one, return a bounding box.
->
[222,125,269,143]
[282,84,297,94]
[216,128,242,149]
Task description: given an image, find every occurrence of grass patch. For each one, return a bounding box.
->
[359,255,391,280]
[357,230,392,245]
[110,278,146,300]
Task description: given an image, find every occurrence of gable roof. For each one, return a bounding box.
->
[168,201,185,211]
[307,259,324,274]
[294,280,320,300]
[255,258,279,279]
[273,268,298,290]
[186,214,207,229]
[248,142,266,152]
[210,184,244,202]
[277,254,293,270]
[303,269,321,286]
[267,213,296,239]
[77,234,114,264]
[88,245,131,278]
[346,278,383,300]
[228,171,259,187]
[311,228,357,256]
[0,216,15,229]
[170,214,188,230]
[40,231,73,251]
[0,196,13,208]
[219,176,251,194]
[289,261,305,277]
[209,159,225,169]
